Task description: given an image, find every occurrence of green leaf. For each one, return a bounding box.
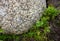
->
[36,21,44,27]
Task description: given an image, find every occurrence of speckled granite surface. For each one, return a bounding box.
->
[0,0,46,34]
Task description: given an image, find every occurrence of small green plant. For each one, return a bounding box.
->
[0,6,59,41]
[22,6,60,41]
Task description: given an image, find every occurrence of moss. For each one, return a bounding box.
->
[0,6,60,41]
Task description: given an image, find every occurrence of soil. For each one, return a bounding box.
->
[47,0,60,41]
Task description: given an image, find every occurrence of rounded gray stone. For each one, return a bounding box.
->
[0,0,46,34]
